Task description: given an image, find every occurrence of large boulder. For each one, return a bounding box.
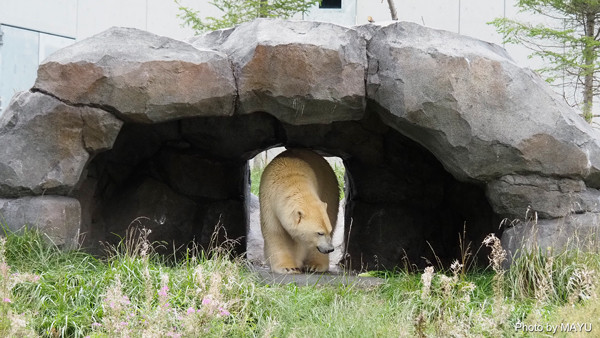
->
[502,212,600,261]
[34,27,237,123]
[360,22,600,231]
[191,19,367,125]
[486,175,600,219]
[0,91,122,197]
[361,22,600,186]
[0,196,81,248]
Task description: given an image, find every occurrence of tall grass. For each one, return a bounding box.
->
[0,221,599,337]
[1,225,258,337]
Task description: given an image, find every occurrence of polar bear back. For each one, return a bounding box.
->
[260,148,339,227]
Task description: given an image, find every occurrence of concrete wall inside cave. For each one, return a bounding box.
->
[76,109,500,269]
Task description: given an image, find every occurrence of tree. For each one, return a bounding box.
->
[176,0,321,34]
[386,0,398,21]
[490,0,600,123]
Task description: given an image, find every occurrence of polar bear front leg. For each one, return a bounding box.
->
[267,253,302,274]
[303,249,330,273]
[264,237,302,274]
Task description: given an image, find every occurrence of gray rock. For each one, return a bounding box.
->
[101,177,199,247]
[0,91,122,197]
[35,27,236,123]
[361,22,600,185]
[0,196,81,248]
[160,150,246,200]
[502,213,600,262]
[246,193,264,263]
[344,201,433,269]
[191,19,366,125]
[487,175,600,219]
[181,113,281,159]
[346,151,444,208]
[81,108,125,153]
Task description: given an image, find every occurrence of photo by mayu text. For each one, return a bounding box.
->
[515,322,592,334]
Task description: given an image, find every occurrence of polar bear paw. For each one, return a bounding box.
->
[303,264,328,273]
[272,266,302,274]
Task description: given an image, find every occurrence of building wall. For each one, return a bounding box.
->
[0,24,74,111]
[304,0,357,26]
[0,0,78,38]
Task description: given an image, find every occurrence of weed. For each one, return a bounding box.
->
[483,233,506,298]
[0,234,39,337]
[420,266,434,300]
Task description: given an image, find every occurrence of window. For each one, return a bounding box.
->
[0,24,74,112]
[319,0,342,9]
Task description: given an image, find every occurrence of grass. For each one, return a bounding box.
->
[1,224,599,337]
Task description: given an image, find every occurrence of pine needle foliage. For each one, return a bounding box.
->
[490,0,600,122]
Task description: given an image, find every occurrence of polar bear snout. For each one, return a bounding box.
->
[317,243,334,254]
[315,228,334,254]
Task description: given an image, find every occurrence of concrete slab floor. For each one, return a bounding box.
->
[247,265,385,288]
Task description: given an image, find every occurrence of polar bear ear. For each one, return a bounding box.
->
[295,210,304,225]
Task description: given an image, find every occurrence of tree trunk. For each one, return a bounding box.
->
[386,0,398,21]
[583,12,595,123]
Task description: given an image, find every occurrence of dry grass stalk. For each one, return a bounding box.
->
[534,255,554,303]
[421,266,434,300]
[0,237,38,337]
[483,233,506,299]
[567,268,597,304]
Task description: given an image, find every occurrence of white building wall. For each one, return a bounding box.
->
[304,0,357,26]
[358,0,460,34]
[75,0,197,41]
[0,0,199,42]
[0,0,78,38]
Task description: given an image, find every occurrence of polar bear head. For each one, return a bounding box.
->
[294,201,334,254]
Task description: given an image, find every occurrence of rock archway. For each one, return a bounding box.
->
[1,19,600,269]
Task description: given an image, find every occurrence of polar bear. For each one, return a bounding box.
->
[259,148,339,274]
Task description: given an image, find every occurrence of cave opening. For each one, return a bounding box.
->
[246,147,347,270]
[75,110,500,270]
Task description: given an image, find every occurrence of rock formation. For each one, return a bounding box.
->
[1,19,599,268]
